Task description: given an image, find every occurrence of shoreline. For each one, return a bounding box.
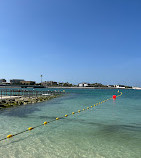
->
[0,86,139,90]
[46,87,134,90]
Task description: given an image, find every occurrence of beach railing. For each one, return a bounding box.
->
[0,89,64,100]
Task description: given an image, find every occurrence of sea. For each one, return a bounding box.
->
[0,88,140,158]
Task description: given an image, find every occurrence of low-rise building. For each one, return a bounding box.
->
[10,79,24,85]
[78,83,89,87]
[20,81,36,85]
[0,79,6,84]
[115,85,125,88]
[42,81,58,87]
[107,85,115,87]
[132,87,141,90]
[58,82,64,86]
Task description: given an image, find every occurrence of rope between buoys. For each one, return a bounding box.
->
[0,92,122,142]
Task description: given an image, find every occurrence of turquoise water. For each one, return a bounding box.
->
[0,89,140,158]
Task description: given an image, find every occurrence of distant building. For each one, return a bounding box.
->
[78,83,89,87]
[42,81,58,87]
[132,87,141,90]
[58,82,64,86]
[107,85,114,88]
[0,79,6,84]
[78,83,83,87]
[84,83,89,87]
[10,79,24,85]
[115,85,125,88]
[20,81,36,85]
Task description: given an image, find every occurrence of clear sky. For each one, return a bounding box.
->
[0,0,141,86]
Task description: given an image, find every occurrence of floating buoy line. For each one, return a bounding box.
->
[0,92,122,142]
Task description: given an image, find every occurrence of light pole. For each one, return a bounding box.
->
[40,75,43,85]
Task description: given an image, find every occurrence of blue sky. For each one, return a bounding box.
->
[0,0,141,86]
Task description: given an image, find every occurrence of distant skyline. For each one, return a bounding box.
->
[0,0,141,87]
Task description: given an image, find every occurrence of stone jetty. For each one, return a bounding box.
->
[0,94,61,108]
[0,89,65,108]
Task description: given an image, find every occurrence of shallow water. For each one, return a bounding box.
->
[0,89,141,158]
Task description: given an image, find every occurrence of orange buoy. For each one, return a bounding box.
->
[113,95,116,100]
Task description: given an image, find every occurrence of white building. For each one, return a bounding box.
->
[78,83,83,87]
[84,83,89,87]
[132,87,141,90]
[115,85,125,88]
[78,83,89,87]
